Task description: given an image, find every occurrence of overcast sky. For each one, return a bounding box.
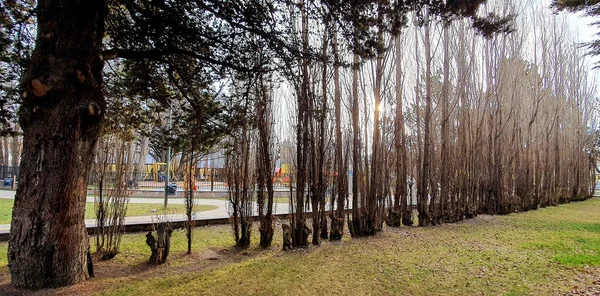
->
[552,1,600,69]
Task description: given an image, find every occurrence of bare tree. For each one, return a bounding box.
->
[256,74,277,248]
[92,133,131,260]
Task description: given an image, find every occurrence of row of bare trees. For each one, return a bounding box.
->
[221,1,597,250]
[85,0,596,255]
[6,0,598,289]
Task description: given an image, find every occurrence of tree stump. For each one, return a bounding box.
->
[282,224,292,250]
[385,209,402,228]
[146,222,173,265]
[259,216,274,248]
[329,214,344,240]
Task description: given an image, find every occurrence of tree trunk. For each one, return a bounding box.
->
[414,16,425,226]
[392,31,408,227]
[257,75,274,248]
[8,0,106,289]
[136,133,150,180]
[330,22,345,240]
[11,125,21,168]
[293,0,310,248]
[146,222,173,265]
[418,9,432,227]
[0,138,4,178]
[349,54,361,237]
[127,138,136,183]
[439,24,450,224]
[367,7,384,234]
[186,141,195,254]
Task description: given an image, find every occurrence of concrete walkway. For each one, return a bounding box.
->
[0,189,296,235]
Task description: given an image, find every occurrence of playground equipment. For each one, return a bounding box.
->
[198,168,211,180]
[274,164,292,186]
[183,165,197,191]
[143,163,176,182]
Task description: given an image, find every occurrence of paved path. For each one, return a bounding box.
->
[3,187,594,237]
[0,189,297,234]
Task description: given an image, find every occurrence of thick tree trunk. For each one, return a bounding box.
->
[146,222,173,265]
[8,0,106,289]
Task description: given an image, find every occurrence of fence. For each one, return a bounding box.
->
[0,166,309,193]
[87,170,229,192]
[0,166,18,179]
[0,166,18,188]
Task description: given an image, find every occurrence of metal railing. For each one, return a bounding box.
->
[87,170,229,192]
[0,166,18,188]
[0,166,18,179]
[0,166,301,193]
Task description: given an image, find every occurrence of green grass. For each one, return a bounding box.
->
[0,199,218,224]
[84,203,218,220]
[509,202,600,268]
[90,225,235,266]
[1,198,600,295]
[0,199,12,224]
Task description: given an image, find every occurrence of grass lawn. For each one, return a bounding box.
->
[1,198,600,295]
[0,198,218,224]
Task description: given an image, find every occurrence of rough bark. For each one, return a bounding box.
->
[8,0,106,289]
[146,222,173,265]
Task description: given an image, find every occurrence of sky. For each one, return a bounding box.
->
[553,1,600,69]
[269,0,600,144]
[568,13,598,43]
